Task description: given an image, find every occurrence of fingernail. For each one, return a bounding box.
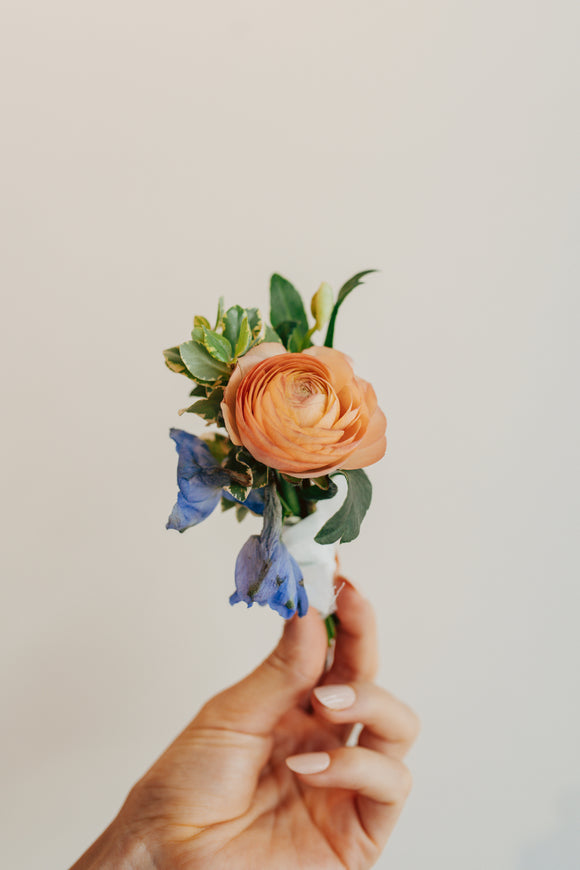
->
[285,752,331,775]
[313,684,356,710]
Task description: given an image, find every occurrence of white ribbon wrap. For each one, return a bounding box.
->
[281,475,348,618]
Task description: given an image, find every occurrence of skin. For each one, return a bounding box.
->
[70,581,419,870]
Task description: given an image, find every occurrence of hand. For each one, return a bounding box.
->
[71,581,419,869]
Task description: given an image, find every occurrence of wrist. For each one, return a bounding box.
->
[69,815,155,870]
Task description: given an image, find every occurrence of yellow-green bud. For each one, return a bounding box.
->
[310,282,334,331]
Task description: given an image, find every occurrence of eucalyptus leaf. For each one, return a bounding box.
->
[314,469,372,544]
[270,274,309,335]
[324,269,377,348]
[179,340,230,384]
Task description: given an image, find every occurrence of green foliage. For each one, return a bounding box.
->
[220,495,238,513]
[194,315,211,329]
[163,346,194,378]
[236,505,249,522]
[264,324,283,343]
[181,387,224,423]
[270,274,310,349]
[324,269,377,348]
[204,433,231,464]
[214,296,225,330]
[314,469,372,544]
[222,449,254,502]
[236,447,268,489]
[234,313,252,357]
[201,327,233,363]
[300,476,339,502]
[246,307,263,340]
[179,340,231,384]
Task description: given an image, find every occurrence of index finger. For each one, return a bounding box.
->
[325,578,379,684]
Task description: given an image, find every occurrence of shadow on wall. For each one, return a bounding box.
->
[518,787,580,869]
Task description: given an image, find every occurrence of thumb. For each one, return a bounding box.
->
[196,608,328,734]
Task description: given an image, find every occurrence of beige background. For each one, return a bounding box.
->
[1,2,579,868]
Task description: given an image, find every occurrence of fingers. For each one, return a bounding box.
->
[311,681,421,759]
[285,747,413,846]
[194,607,328,735]
[328,579,379,683]
[287,680,420,846]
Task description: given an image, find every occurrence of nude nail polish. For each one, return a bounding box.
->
[285,752,331,775]
[313,684,356,710]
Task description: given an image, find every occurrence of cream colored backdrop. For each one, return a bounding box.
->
[1,2,579,868]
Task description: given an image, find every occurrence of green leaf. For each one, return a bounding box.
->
[222,450,253,502]
[189,384,207,397]
[236,447,269,488]
[194,315,211,329]
[275,319,304,350]
[314,469,372,544]
[202,327,233,362]
[204,433,231,463]
[179,340,230,384]
[235,314,252,357]
[246,307,263,340]
[236,505,249,522]
[191,326,204,342]
[183,387,224,422]
[264,324,283,343]
[214,296,225,330]
[276,476,302,518]
[163,346,193,378]
[221,495,238,513]
[270,274,309,335]
[287,325,305,353]
[324,269,377,348]
[222,306,245,351]
[300,477,339,502]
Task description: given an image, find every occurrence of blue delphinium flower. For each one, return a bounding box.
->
[230,484,309,619]
[166,429,264,532]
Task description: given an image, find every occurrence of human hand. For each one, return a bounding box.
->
[71,581,419,869]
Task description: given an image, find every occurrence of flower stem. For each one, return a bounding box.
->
[324,613,338,644]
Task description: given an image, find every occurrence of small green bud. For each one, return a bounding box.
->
[310,282,334,331]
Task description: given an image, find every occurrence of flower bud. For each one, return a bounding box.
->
[310,282,334,331]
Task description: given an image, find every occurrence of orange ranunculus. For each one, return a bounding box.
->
[221,343,386,478]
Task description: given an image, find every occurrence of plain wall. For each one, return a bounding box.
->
[1,2,579,868]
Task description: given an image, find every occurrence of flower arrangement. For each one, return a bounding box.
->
[163,271,386,636]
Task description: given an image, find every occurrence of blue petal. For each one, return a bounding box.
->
[222,487,266,516]
[166,489,222,531]
[231,534,308,619]
[167,428,224,532]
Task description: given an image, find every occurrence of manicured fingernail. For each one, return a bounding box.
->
[285,752,331,775]
[313,684,356,710]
